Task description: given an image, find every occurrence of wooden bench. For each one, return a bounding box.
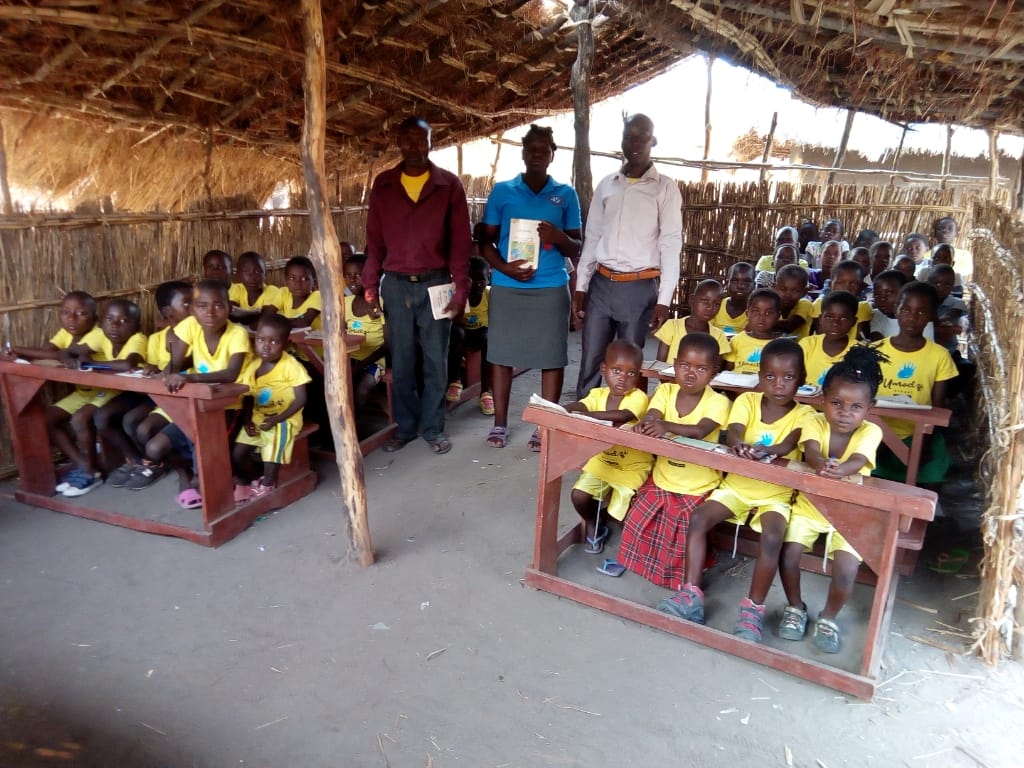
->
[0,360,318,547]
[521,404,936,700]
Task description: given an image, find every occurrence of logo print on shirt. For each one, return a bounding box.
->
[257,386,272,406]
[747,348,762,364]
[467,314,477,325]
[724,326,735,335]
[818,368,829,387]
[197,363,210,374]
[549,195,562,205]
[351,320,363,331]
[758,432,773,446]
[897,362,916,379]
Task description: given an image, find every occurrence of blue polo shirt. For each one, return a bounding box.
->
[483,175,582,289]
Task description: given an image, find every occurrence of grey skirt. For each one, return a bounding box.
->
[487,284,570,369]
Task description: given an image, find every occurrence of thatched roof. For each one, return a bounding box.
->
[1,1,1021,208]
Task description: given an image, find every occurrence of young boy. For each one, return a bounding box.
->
[868,240,893,283]
[229,251,281,327]
[567,340,651,554]
[144,280,251,508]
[4,291,97,367]
[711,262,754,335]
[655,278,729,365]
[873,281,958,484]
[202,249,233,285]
[343,254,387,410]
[232,313,311,499]
[868,269,909,341]
[723,289,781,374]
[810,260,873,340]
[447,256,494,414]
[893,254,918,282]
[773,264,813,339]
[798,291,858,388]
[619,333,730,588]
[278,256,322,330]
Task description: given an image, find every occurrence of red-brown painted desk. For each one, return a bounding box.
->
[0,360,316,546]
[522,404,936,700]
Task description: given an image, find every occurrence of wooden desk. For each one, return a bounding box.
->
[521,404,936,700]
[0,360,317,547]
[640,364,951,486]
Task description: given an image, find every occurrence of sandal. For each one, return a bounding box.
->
[480,391,495,416]
[445,382,463,403]
[175,488,203,510]
[527,428,542,452]
[929,547,970,574]
[486,425,509,448]
[583,525,610,555]
[426,436,452,455]
[234,483,255,504]
[382,436,414,453]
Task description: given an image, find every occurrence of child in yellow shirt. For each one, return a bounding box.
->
[724,289,782,374]
[229,251,282,327]
[654,279,730,365]
[773,264,813,339]
[798,291,859,388]
[711,262,754,335]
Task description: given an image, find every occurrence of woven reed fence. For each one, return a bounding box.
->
[967,201,1024,663]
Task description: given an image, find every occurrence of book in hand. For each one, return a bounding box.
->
[508,218,541,269]
[427,282,457,320]
[528,393,613,426]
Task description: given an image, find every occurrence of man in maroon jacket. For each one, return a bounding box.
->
[363,117,473,454]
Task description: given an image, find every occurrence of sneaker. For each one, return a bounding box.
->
[56,467,87,493]
[445,382,463,403]
[657,584,705,624]
[62,471,102,497]
[813,615,842,654]
[733,598,766,642]
[107,463,138,488]
[126,463,167,490]
[777,603,808,641]
[480,391,495,416]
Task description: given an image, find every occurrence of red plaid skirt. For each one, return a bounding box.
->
[618,478,706,589]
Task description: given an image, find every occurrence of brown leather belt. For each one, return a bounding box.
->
[596,264,661,282]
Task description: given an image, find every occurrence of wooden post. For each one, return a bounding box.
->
[826,109,855,188]
[702,53,714,184]
[456,143,463,178]
[0,119,13,215]
[889,123,908,186]
[989,128,1000,201]
[1016,146,1024,211]
[759,111,777,185]
[299,0,374,567]
[487,139,502,189]
[940,125,953,190]
[570,0,594,220]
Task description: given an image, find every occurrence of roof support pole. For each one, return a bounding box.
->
[299,0,374,567]
[940,125,953,191]
[0,119,11,215]
[988,128,1000,201]
[570,0,594,219]
[826,109,855,189]
[759,111,777,185]
[1016,146,1024,211]
[702,54,714,184]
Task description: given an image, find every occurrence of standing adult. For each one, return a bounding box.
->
[573,114,682,399]
[479,125,582,450]
[363,117,473,455]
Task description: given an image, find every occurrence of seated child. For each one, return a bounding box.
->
[927,264,967,354]
[807,239,841,294]
[754,226,808,273]
[917,244,964,297]
[232,314,311,499]
[111,281,194,489]
[279,256,322,330]
[902,232,929,266]
[798,290,859,388]
[755,244,799,289]
[778,345,888,653]
[658,338,815,642]
[566,340,651,554]
[655,278,729,365]
[869,269,921,341]
[806,218,851,266]
[848,247,873,295]
[144,280,251,509]
[618,333,730,588]
[229,251,281,327]
[893,254,917,282]
[3,290,96,367]
[810,260,872,340]
[872,281,958,484]
[447,255,494,415]
[868,240,893,283]
[202,249,233,286]
[723,288,781,374]
[772,264,813,339]
[343,254,387,408]
[711,262,754,335]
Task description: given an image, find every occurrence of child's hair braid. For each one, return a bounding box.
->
[822,343,890,399]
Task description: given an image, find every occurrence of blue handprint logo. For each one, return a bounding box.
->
[897,362,916,379]
[257,386,272,406]
[197,363,210,374]
[724,326,736,335]
[467,314,478,325]
[747,348,762,364]
[758,432,773,445]
[818,369,828,386]
[351,320,363,331]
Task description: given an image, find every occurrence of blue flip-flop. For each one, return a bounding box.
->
[583,525,610,554]
[597,559,626,577]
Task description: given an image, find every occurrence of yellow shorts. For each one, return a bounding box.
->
[708,483,793,531]
[236,420,298,465]
[54,389,117,414]
[785,494,861,561]
[572,472,637,522]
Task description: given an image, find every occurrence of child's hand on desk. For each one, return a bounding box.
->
[733,443,765,460]
[164,372,188,392]
[140,364,160,377]
[633,419,665,437]
[817,458,843,479]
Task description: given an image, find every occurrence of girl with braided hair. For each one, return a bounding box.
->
[777,343,889,653]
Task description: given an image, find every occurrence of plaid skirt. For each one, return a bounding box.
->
[618,477,706,589]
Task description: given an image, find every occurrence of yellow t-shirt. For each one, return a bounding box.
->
[798,334,854,388]
[876,337,957,439]
[578,387,652,490]
[49,327,90,350]
[799,413,882,475]
[754,254,810,272]
[344,295,386,362]
[654,317,731,362]
[711,303,747,334]
[724,332,775,375]
[229,283,283,312]
[784,297,814,340]
[811,297,873,341]
[280,290,323,331]
[172,316,251,375]
[648,383,731,495]
[460,288,490,330]
[238,352,312,433]
[82,331,148,364]
[720,392,814,500]
[401,171,429,203]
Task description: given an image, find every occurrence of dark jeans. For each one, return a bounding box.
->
[576,271,657,398]
[381,272,451,441]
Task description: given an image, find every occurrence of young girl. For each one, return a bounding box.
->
[807,240,841,294]
[754,243,798,289]
[658,338,814,643]
[447,256,493,414]
[810,260,872,339]
[778,345,889,653]
[773,264,813,339]
[654,279,729,365]
[229,251,281,327]
[619,333,730,587]
[723,289,781,374]
[279,256,322,330]
[567,340,651,554]
[873,281,958,484]
[798,291,858,388]
[343,254,387,408]
[711,262,754,335]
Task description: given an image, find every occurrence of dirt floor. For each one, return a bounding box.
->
[1,341,1022,768]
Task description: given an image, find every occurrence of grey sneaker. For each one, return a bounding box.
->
[657,584,705,624]
[733,598,766,642]
[107,463,138,488]
[813,616,842,654]
[778,604,808,641]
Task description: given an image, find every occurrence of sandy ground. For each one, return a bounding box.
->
[1,341,1022,768]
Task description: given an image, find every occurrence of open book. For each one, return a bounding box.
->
[528,393,613,426]
[711,371,759,388]
[873,395,932,410]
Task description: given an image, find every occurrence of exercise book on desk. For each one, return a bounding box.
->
[873,395,933,410]
[711,371,759,388]
[528,394,613,427]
